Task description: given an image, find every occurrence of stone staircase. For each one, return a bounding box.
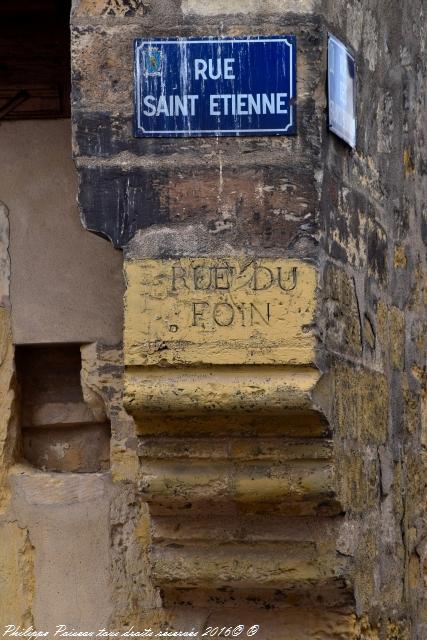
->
[125,364,353,634]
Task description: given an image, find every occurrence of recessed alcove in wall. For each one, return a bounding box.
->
[16,344,111,473]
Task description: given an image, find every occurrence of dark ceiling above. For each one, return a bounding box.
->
[0,0,71,119]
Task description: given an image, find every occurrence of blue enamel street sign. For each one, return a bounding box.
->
[134,36,296,137]
[328,34,356,148]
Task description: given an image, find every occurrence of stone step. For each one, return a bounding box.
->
[138,436,333,461]
[125,366,320,417]
[150,541,348,590]
[154,606,357,640]
[138,459,334,506]
[150,514,342,545]
[162,583,353,612]
[131,409,329,438]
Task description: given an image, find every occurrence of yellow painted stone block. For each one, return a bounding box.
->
[124,258,316,366]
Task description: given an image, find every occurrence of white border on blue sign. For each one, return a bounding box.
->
[135,37,295,135]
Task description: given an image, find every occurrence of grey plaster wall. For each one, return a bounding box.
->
[0,119,124,345]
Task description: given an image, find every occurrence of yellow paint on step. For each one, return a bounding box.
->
[124,257,316,366]
[125,365,320,417]
[139,459,334,504]
[151,541,343,588]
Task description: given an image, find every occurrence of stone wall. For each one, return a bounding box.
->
[69,0,426,636]
[318,0,427,636]
[0,0,425,638]
[0,118,134,629]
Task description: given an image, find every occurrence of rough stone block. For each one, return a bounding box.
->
[333,362,389,444]
[182,0,316,15]
[323,262,362,359]
[0,521,34,626]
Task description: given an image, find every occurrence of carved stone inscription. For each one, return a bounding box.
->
[124,258,316,366]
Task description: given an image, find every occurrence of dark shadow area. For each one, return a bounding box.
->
[0,0,71,119]
[16,345,111,473]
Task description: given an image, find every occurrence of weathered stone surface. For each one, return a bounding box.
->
[317,1,427,635]
[0,308,17,513]
[22,423,110,473]
[67,0,427,634]
[71,15,324,247]
[151,541,346,588]
[0,521,34,626]
[17,345,111,473]
[76,155,319,248]
[124,257,316,366]
[72,0,149,18]
[322,262,362,359]
[80,343,139,482]
[182,0,316,15]
[376,301,407,371]
[125,366,320,417]
[138,456,333,505]
[161,607,359,640]
[332,362,389,445]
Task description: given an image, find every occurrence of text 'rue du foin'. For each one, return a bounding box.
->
[167,263,298,330]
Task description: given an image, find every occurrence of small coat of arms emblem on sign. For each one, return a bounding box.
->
[143,47,162,76]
